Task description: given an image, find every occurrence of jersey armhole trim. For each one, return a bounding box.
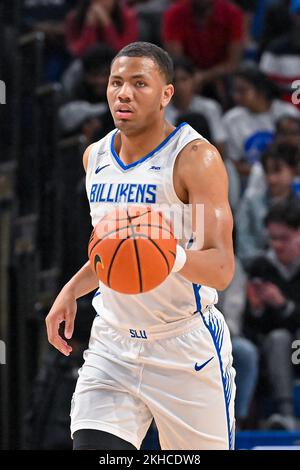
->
[164,137,204,206]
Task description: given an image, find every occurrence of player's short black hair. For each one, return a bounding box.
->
[265,201,300,229]
[112,42,174,84]
[261,143,300,171]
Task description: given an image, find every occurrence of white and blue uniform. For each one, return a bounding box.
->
[70,122,236,450]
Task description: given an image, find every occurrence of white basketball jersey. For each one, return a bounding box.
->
[86,122,218,329]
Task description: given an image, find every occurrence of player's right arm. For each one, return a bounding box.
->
[46,144,98,356]
[174,140,235,291]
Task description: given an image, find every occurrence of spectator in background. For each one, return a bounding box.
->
[58,100,110,141]
[276,115,300,147]
[276,116,300,191]
[127,0,170,7]
[223,66,299,187]
[65,0,138,57]
[61,44,115,103]
[130,0,172,45]
[260,0,300,110]
[245,202,300,430]
[249,0,282,43]
[175,112,211,142]
[231,0,258,63]
[259,0,291,52]
[236,143,300,267]
[172,113,241,216]
[22,0,75,37]
[162,0,244,97]
[21,0,76,80]
[218,257,258,429]
[166,57,226,153]
[130,0,171,14]
[245,114,300,201]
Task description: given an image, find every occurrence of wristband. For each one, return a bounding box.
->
[172,244,187,273]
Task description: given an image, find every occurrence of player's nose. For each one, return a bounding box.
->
[117,82,133,101]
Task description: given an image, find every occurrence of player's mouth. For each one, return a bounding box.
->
[115,106,134,120]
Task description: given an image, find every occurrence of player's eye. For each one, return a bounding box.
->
[136,81,146,87]
[111,80,122,87]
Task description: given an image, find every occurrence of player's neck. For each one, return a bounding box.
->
[116,121,175,165]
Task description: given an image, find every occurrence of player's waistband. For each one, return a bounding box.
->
[96,307,214,341]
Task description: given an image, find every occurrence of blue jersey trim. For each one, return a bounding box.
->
[192,283,202,312]
[110,122,188,171]
[93,289,101,317]
[201,310,234,449]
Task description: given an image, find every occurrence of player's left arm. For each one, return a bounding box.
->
[176,140,235,291]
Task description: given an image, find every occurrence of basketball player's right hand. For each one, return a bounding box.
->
[45,287,77,356]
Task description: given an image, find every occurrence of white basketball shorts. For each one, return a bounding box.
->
[70,305,236,450]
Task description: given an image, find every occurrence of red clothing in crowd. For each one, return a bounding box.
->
[163,0,244,70]
[66,5,138,56]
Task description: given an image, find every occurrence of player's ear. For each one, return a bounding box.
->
[161,84,174,109]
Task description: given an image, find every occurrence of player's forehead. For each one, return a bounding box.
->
[110,56,162,81]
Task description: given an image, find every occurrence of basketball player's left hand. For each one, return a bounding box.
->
[45,286,77,356]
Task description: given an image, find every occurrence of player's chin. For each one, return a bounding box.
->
[114,118,137,132]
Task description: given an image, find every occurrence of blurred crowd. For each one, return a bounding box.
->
[2,0,300,449]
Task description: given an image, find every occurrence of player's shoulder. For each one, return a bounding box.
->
[83,129,116,172]
[180,138,221,164]
[176,138,223,179]
[175,138,228,198]
[83,143,95,172]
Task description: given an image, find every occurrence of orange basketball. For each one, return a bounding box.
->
[88,205,177,294]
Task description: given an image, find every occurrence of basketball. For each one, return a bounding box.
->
[88,205,177,294]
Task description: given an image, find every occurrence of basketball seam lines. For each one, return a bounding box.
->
[133,239,143,293]
[89,225,131,257]
[107,237,129,288]
[134,224,175,239]
[127,209,143,293]
[89,224,174,257]
[114,209,151,221]
[142,236,171,274]
[89,238,102,258]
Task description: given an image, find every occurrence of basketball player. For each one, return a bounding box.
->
[46,42,236,450]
